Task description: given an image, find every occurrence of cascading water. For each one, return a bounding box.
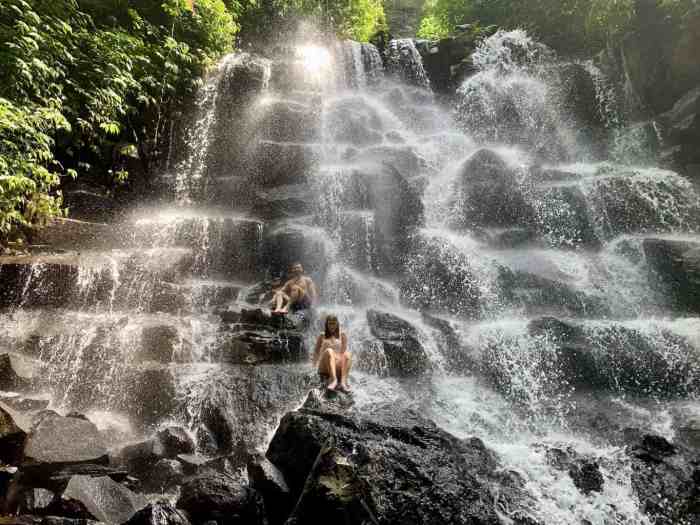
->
[2,26,700,523]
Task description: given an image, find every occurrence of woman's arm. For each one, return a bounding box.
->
[312,335,323,365]
[341,332,348,353]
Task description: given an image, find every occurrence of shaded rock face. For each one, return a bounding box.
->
[0,354,32,391]
[659,87,700,178]
[527,317,700,397]
[22,413,108,469]
[176,471,266,525]
[453,149,534,229]
[61,475,147,524]
[366,310,429,376]
[627,434,700,524]
[644,238,700,314]
[247,453,291,525]
[266,403,533,525]
[0,405,26,464]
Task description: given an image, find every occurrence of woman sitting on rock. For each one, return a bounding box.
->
[313,315,352,391]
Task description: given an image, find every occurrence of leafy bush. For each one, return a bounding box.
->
[0,0,237,238]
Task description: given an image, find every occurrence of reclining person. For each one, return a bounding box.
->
[272,262,317,314]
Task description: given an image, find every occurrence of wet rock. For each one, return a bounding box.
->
[529,185,602,248]
[247,453,291,525]
[401,236,481,318]
[454,149,534,229]
[498,268,610,318]
[568,459,604,495]
[421,312,474,373]
[18,488,56,514]
[627,434,700,524]
[659,86,700,175]
[0,354,33,391]
[527,317,700,396]
[0,405,27,465]
[139,326,179,364]
[155,427,195,458]
[0,261,80,309]
[175,471,266,525]
[253,141,319,189]
[366,310,430,376]
[61,475,147,524]
[324,97,383,147]
[0,395,49,413]
[176,453,210,475]
[267,403,514,525]
[643,238,700,314]
[214,328,306,365]
[22,413,108,469]
[262,225,329,283]
[176,364,315,458]
[123,502,192,525]
[122,366,177,430]
[149,459,185,492]
[252,184,313,220]
[256,99,319,144]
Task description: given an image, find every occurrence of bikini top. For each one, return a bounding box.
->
[321,334,343,351]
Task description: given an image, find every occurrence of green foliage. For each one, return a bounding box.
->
[0,0,237,237]
[417,0,698,53]
[238,0,387,43]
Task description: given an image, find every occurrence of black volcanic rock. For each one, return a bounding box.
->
[627,434,700,524]
[454,149,534,229]
[155,426,195,458]
[366,309,430,376]
[0,405,27,464]
[247,453,291,525]
[22,413,108,469]
[60,475,147,524]
[568,459,604,495]
[643,238,700,314]
[176,471,266,525]
[124,502,192,525]
[266,402,537,525]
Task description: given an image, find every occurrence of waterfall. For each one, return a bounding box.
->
[385,38,431,90]
[3,27,700,524]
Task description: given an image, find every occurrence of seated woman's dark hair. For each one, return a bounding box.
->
[324,315,340,339]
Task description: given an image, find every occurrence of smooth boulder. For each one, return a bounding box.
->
[176,471,266,525]
[22,413,108,468]
[366,310,430,376]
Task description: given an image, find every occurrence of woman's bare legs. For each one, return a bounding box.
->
[339,352,352,391]
[325,348,338,390]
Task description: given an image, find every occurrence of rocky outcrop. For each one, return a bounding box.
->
[175,471,266,525]
[627,434,700,524]
[659,86,700,178]
[247,453,292,525]
[0,405,27,465]
[266,400,537,525]
[453,149,533,229]
[61,475,147,524]
[527,317,700,396]
[22,413,108,472]
[124,502,191,525]
[366,310,430,376]
[644,238,700,314]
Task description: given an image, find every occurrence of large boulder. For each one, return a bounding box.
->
[527,317,700,396]
[22,413,108,471]
[266,402,536,525]
[643,238,700,313]
[0,405,26,464]
[401,235,481,318]
[627,434,700,524]
[366,310,430,376]
[247,453,291,525]
[453,149,534,229]
[175,471,266,525]
[60,475,148,524]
